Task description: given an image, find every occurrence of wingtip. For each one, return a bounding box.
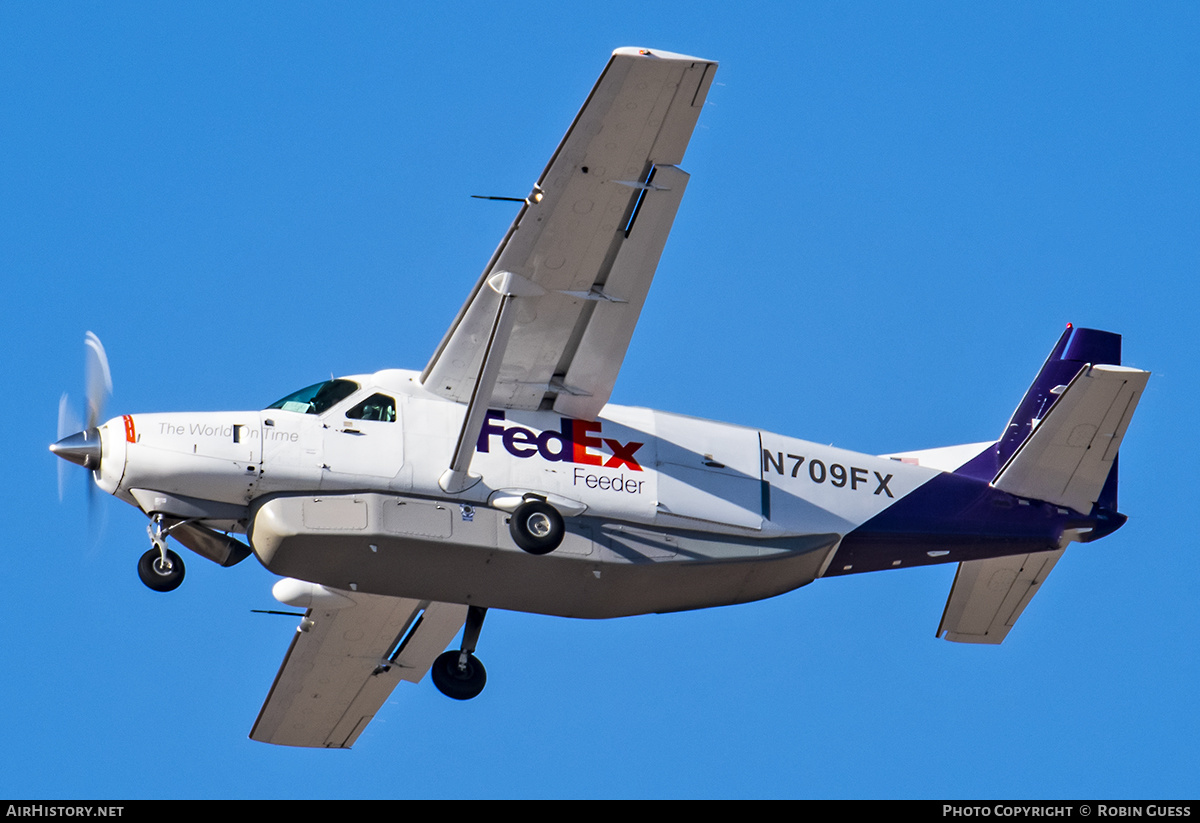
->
[612,46,716,64]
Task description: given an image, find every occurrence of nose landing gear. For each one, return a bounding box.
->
[138,547,185,592]
[138,514,186,592]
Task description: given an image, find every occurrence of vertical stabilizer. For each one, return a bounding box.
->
[996,325,1122,467]
[992,362,1148,514]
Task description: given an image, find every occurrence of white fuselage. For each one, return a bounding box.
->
[101,369,936,537]
[93,368,945,616]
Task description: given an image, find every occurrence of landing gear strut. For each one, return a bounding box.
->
[431,605,488,700]
[138,514,186,592]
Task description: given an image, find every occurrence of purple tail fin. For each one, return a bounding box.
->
[956,325,1123,509]
[997,325,1122,463]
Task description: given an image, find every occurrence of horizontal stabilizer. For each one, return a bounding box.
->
[938,550,1064,644]
[993,364,1149,513]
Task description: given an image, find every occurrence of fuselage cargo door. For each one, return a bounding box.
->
[653,411,764,530]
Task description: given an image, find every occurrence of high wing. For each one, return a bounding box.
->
[422,48,717,421]
[250,582,467,748]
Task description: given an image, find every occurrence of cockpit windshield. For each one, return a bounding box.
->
[265,379,359,415]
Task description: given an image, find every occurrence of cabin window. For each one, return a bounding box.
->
[266,379,360,415]
[345,393,396,422]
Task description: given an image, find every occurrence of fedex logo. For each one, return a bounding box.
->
[477,411,645,471]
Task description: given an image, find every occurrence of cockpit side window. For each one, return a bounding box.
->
[266,379,360,415]
[345,393,396,422]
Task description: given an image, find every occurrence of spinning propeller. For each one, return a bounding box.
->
[52,331,113,502]
[51,332,189,591]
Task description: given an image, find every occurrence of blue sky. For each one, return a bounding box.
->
[4,1,1198,799]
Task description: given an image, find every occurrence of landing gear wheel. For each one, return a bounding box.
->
[509,500,564,555]
[430,650,487,700]
[138,547,185,592]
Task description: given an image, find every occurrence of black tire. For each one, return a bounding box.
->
[430,650,487,700]
[508,500,565,555]
[138,547,185,593]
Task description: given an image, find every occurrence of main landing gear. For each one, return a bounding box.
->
[508,499,565,555]
[431,605,488,700]
[429,499,565,698]
[137,514,186,592]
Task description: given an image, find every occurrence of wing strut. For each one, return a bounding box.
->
[438,272,543,493]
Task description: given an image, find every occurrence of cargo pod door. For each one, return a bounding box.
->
[653,411,763,531]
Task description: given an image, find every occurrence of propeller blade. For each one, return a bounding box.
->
[57,392,79,441]
[56,393,79,501]
[84,331,112,430]
[87,469,97,525]
[54,333,112,516]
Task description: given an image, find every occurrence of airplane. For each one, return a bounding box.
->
[50,47,1149,749]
